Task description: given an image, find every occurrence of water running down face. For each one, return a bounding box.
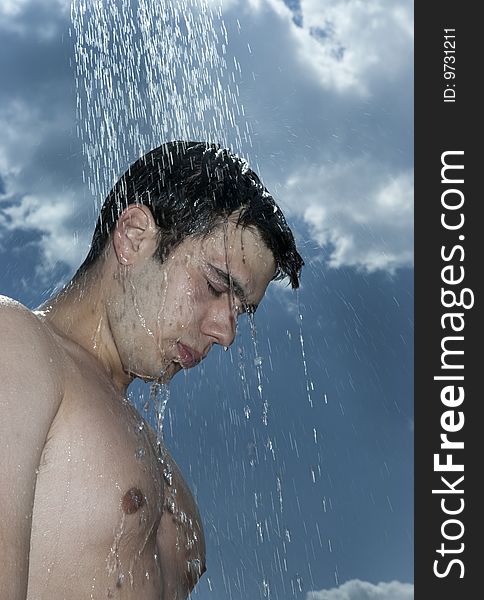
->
[109,212,276,384]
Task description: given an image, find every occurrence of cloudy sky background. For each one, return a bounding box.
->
[0,1,413,598]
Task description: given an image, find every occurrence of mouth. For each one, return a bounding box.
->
[177,342,203,369]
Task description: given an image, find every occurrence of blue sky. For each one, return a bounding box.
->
[0,1,413,598]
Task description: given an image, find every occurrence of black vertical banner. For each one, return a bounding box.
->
[415,3,482,599]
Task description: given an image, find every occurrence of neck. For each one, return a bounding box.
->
[38,266,132,392]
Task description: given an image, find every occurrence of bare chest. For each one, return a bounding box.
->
[28,375,164,599]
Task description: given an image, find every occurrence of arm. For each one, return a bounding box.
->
[0,300,64,600]
[156,451,206,600]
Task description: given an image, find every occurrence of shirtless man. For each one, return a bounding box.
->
[0,141,303,599]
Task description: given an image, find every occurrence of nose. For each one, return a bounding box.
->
[201,300,237,348]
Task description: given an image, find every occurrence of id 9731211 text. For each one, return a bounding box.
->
[443,28,456,103]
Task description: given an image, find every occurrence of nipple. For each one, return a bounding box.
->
[122,487,146,514]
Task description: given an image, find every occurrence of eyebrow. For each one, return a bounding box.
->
[208,263,258,314]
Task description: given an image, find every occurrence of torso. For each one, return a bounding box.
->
[27,328,165,599]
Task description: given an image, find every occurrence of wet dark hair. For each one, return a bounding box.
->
[77,141,303,288]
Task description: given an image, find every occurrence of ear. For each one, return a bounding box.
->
[112,204,158,266]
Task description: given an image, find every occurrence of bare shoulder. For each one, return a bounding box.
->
[1,294,51,337]
[0,295,65,387]
[0,295,65,420]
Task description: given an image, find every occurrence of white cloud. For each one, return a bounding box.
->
[0,0,69,39]
[0,0,68,18]
[0,94,91,277]
[1,193,89,274]
[0,99,46,177]
[218,0,413,96]
[0,0,33,17]
[0,100,91,279]
[298,0,413,94]
[307,579,414,600]
[281,159,413,272]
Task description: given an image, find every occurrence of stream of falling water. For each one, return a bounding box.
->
[71,0,251,204]
[248,312,269,426]
[149,380,171,452]
[297,292,314,408]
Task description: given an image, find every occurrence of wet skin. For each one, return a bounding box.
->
[0,213,275,599]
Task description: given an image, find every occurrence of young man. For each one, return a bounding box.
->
[0,141,303,599]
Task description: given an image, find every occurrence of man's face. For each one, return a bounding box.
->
[112,219,276,382]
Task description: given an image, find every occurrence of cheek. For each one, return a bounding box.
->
[180,280,214,329]
[156,276,201,330]
[179,284,200,320]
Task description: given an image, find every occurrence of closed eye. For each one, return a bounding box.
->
[207,280,247,316]
[207,280,224,298]
[205,266,258,315]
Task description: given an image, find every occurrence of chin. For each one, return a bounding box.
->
[157,362,183,383]
[127,361,181,384]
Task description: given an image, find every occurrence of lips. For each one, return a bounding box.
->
[177,342,203,369]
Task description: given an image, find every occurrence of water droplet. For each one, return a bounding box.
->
[116,573,124,589]
[187,558,202,577]
[166,496,176,514]
[135,447,146,460]
[163,465,173,486]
